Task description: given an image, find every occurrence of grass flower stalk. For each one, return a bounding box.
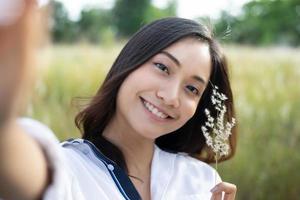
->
[201,83,236,184]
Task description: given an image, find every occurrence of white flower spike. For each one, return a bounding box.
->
[201,83,236,158]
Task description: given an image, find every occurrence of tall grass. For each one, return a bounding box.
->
[27,44,300,199]
[28,44,122,139]
[220,46,300,200]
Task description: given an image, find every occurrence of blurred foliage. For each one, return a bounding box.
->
[77,8,113,43]
[112,0,151,37]
[50,0,299,46]
[144,0,177,23]
[50,0,177,43]
[214,0,300,46]
[50,1,79,42]
[112,0,176,37]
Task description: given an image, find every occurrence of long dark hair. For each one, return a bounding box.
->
[75,17,237,171]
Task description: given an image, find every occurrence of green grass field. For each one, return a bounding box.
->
[27,44,300,199]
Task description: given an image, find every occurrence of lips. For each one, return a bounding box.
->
[140,97,174,120]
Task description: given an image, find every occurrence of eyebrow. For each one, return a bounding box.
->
[161,51,181,66]
[192,75,206,85]
[160,51,207,85]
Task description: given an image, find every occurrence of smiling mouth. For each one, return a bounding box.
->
[140,97,173,119]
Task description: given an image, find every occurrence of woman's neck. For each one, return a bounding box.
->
[102,115,155,178]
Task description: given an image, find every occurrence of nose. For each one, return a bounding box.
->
[156,83,180,108]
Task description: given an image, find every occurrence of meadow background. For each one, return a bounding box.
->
[26,0,300,199]
[30,44,300,200]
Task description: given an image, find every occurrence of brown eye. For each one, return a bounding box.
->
[154,63,170,75]
[186,85,200,96]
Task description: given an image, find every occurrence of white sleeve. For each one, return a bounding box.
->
[18,118,84,200]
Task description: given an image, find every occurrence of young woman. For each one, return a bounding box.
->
[0,1,237,199]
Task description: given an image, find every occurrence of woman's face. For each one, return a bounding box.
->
[116,38,211,140]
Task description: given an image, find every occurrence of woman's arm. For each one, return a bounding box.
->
[0,0,50,199]
[0,122,49,200]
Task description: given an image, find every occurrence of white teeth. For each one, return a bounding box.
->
[143,100,168,119]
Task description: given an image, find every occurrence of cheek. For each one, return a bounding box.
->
[180,100,198,122]
[116,67,151,106]
[123,66,153,87]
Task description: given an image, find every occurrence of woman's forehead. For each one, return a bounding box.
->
[149,41,211,85]
[165,39,210,67]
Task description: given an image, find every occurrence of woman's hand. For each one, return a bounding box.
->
[0,0,36,129]
[210,182,237,200]
[0,1,50,200]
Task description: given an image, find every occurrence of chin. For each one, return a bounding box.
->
[134,127,165,140]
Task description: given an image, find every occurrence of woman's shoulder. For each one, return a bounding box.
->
[153,145,221,199]
[154,145,221,185]
[155,145,217,176]
[177,152,216,174]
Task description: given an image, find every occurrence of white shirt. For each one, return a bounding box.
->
[18,118,221,200]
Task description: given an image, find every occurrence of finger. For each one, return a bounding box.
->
[211,182,236,200]
[210,192,223,200]
[223,192,235,200]
[223,195,233,200]
[212,182,237,194]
